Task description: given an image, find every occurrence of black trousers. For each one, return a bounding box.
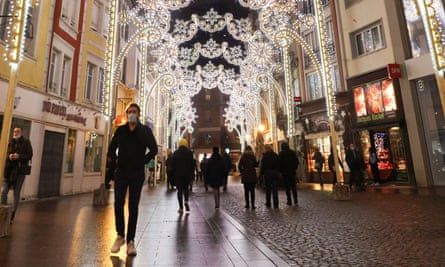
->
[243,182,256,207]
[264,171,280,208]
[176,176,190,208]
[283,174,298,204]
[114,168,145,243]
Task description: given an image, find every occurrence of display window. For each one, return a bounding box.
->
[306,136,331,172]
[353,78,398,123]
[360,127,409,183]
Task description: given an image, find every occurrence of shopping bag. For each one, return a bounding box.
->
[93,184,110,205]
[0,205,12,237]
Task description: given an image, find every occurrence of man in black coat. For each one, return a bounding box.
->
[260,144,281,208]
[171,138,194,213]
[1,126,33,224]
[279,142,299,205]
[108,103,158,256]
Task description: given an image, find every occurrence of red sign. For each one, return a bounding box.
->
[293,96,302,102]
[387,64,401,78]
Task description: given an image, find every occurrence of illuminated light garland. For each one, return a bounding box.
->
[4,0,31,64]
[192,8,226,33]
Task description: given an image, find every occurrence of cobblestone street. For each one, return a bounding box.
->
[216,175,445,266]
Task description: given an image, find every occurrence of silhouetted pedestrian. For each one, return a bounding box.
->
[205,147,225,208]
[171,138,194,213]
[260,144,280,208]
[279,142,299,205]
[238,146,258,209]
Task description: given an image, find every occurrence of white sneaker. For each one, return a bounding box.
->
[127,240,137,256]
[110,236,125,253]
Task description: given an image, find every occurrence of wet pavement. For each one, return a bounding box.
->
[0,174,444,266]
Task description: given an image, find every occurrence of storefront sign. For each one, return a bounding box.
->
[387,64,401,78]
[42,100,87,126]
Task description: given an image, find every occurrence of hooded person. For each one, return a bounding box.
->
[171,138,194,212]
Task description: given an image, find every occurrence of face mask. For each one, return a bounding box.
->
[13,135,21,139]
[127,113,138,123]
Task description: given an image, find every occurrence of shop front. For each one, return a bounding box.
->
[348,67,413,185]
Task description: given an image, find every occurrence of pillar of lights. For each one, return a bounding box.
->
[0,0,31,185]
[103,0,119,117]
[139,37,148,122]
[277,35,295,138]
[313,0,343,185]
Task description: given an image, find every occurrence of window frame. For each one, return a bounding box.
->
[352,21,385,57]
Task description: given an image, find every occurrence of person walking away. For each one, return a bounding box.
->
[171,138,194,213]
[1,126,33,224]
[205,147,226,209]
[278,142,299,205]
[222,150,232,191]
[200,153,209,191]
[260,144,280,208]
[345,143,365,191]
[369,147,381,185]
[238,146,258,209]
[313,147,324,187]
[108,103,158,256]
[328,147,343,186]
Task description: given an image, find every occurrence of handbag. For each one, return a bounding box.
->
[22,165,31,175]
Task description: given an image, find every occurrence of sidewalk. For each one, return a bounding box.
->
[0,182,288,267]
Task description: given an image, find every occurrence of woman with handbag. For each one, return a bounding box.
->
[1,127,33,224]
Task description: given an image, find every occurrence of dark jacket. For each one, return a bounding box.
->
[205,153,225,187]
[328,153,343,171]
[108,123,158,170]
[260,150,280,177]
[4,136,33,180]
[171,146,194,185]
[278,143,299,177]
[238,151,258,183]
[313,151,324,171]
[345,148,365,171]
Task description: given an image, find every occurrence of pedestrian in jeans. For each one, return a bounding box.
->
[238,146,258,209]
[279,142,299,205]
[260,144,280,208]
[108,103,158,256]
[205,147,225,209]
[1,126,33,224]
[171,138,194,213]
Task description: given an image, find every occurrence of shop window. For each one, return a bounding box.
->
[0,117,31,139]
[65,129,76,173]
[415,76,445,185]
[307,136,330,172]
[84,132,103,173]
[353,78,397,123]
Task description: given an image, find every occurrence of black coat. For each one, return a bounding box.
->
[171,146,194,186]
[4,136,33,181]
[205,153,225,187]
[238,151,258,183]
[260,150,280,177]
[278,148,299,177]
[108,123,158,170]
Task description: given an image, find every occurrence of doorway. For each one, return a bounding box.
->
[38,130,65,198]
